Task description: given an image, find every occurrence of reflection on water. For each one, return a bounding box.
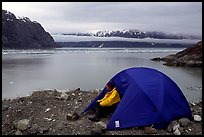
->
[2,48,202,103]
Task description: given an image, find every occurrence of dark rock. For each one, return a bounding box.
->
[90,128,106,135]
[15,129,22,135]
[75,88,81,91]
[2,105,9,111]
[161,41,202,67]
[179,118,190,127]
[151,57,162,61]
[66,111,80,121]
[2,10,57,49]
[12,120,19,129]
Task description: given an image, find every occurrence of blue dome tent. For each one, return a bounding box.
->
[82,67,192,130]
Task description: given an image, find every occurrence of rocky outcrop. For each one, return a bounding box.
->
[151,41,202,67]
[2,10,57,49]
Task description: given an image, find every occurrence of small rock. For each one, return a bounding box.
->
[45,108,50,112]
[194,115,202,122]
[90,127,105,135]
[67,113,73,120]
[60,92,69,100]
[174,128,181,135]
[30,124,39,134]
[12,120,19,129]
[17,119,30,131]
[44,117,52,121]
[72,93,76,96]
[173,124,180,131]
[75,88,80,91]
[39,127,49,134]
[78,92,83,96]
[151,57,161,61]
[15,129,22,135]
[191,102,196,106]
[2,105,9,111]
[66,111,80,121]
[96,121,106,129]
[78,97,83,102]
[179,118,190,127]
[55,121,64,130]
[144,126,158,134]
[167,121,178,132]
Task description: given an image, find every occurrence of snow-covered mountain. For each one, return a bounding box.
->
[53,29,201,48]
[60,29,200,40]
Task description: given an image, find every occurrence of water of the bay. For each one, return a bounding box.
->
[2,48,202,103]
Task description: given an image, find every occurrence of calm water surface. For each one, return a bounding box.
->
[2,48,202,103]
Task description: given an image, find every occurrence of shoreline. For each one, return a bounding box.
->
[2,89,202,135]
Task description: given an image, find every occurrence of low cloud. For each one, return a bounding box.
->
[2,2,202,36]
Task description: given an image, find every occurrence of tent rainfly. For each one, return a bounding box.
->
[82,67,192,130]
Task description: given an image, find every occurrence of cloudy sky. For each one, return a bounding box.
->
[2,2,202,37]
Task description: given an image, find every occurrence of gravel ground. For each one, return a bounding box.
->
[2,89,202,135]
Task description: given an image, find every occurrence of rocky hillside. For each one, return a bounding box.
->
[152,41,202,67]
[2,10,57,49]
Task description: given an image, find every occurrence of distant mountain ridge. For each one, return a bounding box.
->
[60,29,200,40]
[2,10,57,49]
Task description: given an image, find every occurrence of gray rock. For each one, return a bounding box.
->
[90,127,106,135]
[66,111,80,121]
[173,124,180,131]
[15,129,22,135]
[17,119,30,131]
[167,121,178,132]
[12,120,18,129]
[29,124,39,134]
[173,128,181,135]
[96,121,107,129]
[55,121,64,130]
[2,105,9,111]
[60,92,69,100]
[39,127,49,134]
[194,115,202,122]
[179,118,190,127]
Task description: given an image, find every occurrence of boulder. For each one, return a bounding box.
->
[194,115,202,122]
[179,118,190,127]
[17,119,30,131]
